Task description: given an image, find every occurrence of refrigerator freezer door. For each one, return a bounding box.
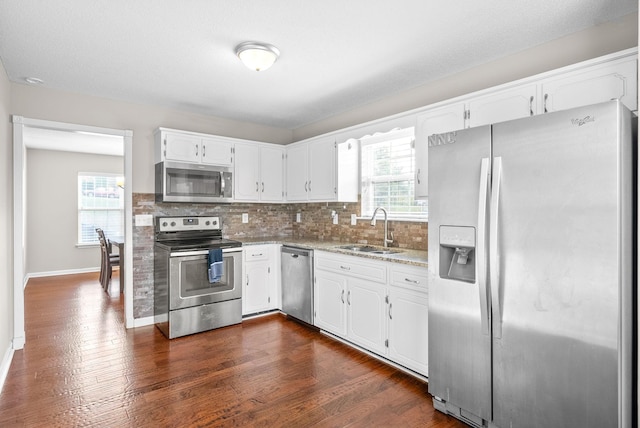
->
[428,125,492,422]
[491,102,633,428]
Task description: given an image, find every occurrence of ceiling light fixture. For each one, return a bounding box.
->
[235,42,280,71]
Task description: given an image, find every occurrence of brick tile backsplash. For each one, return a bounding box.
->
[131,193,427,319]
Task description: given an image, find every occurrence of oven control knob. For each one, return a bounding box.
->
[162,221,168,227]
[171,221,176,227]
[213,220,218,226]
[205,221,210,226]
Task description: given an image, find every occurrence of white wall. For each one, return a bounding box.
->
[0,52,13,387]
[26,149,123,275]
[10,86,293,193]
[293,12,639,141]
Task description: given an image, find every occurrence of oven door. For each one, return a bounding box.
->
[168,248,242,310]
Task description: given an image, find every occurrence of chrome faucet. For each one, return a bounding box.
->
[370,207,393,248]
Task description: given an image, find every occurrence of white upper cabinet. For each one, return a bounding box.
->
[414,50,637,200]
[541,56,637,113]
[155,128,234,166]
[260,146,286,201]
[234,142,284,202]
[467,84,537,127]
[414,103,466,199]
[285,143,309,201]
[285,135,357,203]
[308,137,336,201]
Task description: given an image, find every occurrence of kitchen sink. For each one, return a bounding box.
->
[336,245,402,255]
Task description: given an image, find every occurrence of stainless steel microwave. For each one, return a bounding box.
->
[155,161,233,203]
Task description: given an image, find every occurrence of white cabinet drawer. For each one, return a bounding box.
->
[243,245,271,261]
[315,252,386,283]
[389,264,428,292]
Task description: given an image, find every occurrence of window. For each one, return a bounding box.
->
[78,173,124,245]
[360,127,428,220]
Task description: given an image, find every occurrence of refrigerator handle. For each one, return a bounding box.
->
[477,157,491,335]
[490,156,503,339]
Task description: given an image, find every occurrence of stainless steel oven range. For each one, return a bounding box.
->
[154,216,242,339]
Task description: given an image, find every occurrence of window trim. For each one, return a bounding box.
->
[77,172,124,246]
[359,127,427,221]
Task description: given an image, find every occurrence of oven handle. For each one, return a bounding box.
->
[169,247,242,257]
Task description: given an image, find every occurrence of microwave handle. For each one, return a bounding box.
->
[221,172,226,194]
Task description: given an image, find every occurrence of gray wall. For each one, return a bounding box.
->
[9,13,637,195]
[293,12,638,141]
[25,149,123,274]
[10,85,294,195]
[0,47,12,374]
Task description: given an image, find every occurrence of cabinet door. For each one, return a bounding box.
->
[286,144,309,201]
[233,143,260,201]
[542,57,638,113]
[414,103,466,199]
[346,278,387,355]
[163,132,201,163]
[388,287,429,375]
[308,137,336,201]
[243,260,271,315]
[468,84,537,128]
[260,146,284,202]
[314,269,347,336]
[201,137,233,166]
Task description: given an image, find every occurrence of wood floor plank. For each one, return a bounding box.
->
[0,272,467,427]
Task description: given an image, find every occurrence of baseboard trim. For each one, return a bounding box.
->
[26,267,100,280]
[0,344,15,394]
[132,316,154,328]
[319,330,429,383]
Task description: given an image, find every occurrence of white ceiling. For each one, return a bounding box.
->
[0,1,637,130]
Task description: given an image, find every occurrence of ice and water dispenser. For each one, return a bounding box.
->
[439,226,476,283]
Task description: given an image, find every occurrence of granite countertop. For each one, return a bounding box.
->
[238,236,427,267]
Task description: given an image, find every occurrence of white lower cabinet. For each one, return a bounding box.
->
[387,285,429,375]
[314,269,348,336]
[314,251,429,376]
[346,277,387,355]
[243,245,280,315]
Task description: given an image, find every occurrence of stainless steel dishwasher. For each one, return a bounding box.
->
[281,246,314,325]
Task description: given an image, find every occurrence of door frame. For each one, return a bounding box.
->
[12,116,134,349]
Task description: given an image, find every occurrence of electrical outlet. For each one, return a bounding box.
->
[333,213,338,225]
[351,214,357,225]
[242,213,249,223]
[296,213,301,222]
[135,214,153,226]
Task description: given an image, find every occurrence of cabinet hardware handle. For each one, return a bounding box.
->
[347,291,351,305]
[416,168,421,184]
[256,182,259,192]
[253,253,263,257]
[305,181,308,192]
[340,265,351,271]
[195,146,198,157]
[309,181,311,191]
[262,182,265,193]
[202,145,206,157]
[529,96,534,116]
[389,303,393,319]
[544,93,549,113]
[246,274,249,286]
[404,278,420,284]
[341,289,345,304]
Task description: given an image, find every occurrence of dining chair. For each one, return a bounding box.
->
[96,228,120,293]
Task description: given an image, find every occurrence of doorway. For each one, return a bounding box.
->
[12,116,133,350]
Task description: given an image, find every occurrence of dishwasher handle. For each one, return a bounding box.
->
[281,246,312,258]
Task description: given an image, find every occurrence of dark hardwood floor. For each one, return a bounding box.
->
[0,272,466,427]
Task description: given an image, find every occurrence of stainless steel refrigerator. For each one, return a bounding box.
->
[427,100,635,428]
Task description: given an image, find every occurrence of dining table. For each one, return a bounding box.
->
[107,235,125,294]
